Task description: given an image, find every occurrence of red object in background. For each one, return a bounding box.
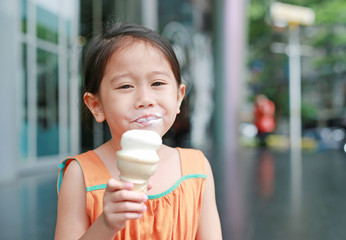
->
[254,95,275,133]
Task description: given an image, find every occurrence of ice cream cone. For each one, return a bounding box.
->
[116,129,162,193]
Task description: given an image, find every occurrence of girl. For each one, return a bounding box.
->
[55,22,222,240]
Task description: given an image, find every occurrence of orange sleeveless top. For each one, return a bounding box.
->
[57,148,207,239]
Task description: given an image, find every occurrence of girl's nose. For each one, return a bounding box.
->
[135,87,154,108]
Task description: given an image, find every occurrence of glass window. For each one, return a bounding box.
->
[61,0,74,46]
[67,57,71,153]
[21,43,28,160]
[21,0,27,33]
[36,48,59,157]
[19,0,79,165]
[65,19,71,44]
[36,5,59,43]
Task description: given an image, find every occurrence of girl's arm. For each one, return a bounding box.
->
[55,160,90,239]
[54,161,147,240]
[196,158,223,240]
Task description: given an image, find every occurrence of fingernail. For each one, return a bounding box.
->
[124,182,133,189]
[143,204,147,212]
[143,195,148,202]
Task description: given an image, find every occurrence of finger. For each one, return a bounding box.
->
[106,201,147,214]
[106,178,133,192]
[147,181,153,191]
[101,211,143,231]
[110,189,148,203]
[121,212,144,220]
[111,212,144,222]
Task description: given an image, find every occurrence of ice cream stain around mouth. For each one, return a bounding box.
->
[135,114,163,127]
[116,129,162,193]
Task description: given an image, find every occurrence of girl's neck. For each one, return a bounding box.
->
[109,139,121,152]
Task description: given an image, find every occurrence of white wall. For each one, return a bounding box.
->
[0,0,20,182]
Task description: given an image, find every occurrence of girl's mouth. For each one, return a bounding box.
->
[133,113,163,127]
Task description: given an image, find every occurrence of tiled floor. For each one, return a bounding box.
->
[0,148,345,239]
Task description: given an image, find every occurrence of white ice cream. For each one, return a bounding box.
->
[116,129,162,193]
[134,113,163,127]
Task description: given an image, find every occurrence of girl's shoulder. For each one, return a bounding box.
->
[176,147,207,176]
[57,150,111,193]
[159,145,207,173]
[58,151,102,175]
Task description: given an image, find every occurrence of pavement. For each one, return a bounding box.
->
[0,148,345,239]
[214,148,346,240]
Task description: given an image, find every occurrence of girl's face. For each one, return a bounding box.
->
[84,40,185,148]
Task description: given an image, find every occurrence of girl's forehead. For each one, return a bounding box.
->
[101,36,180,87]
[109,39,170,67]
[115,38,163,56]
[105,38,173,72]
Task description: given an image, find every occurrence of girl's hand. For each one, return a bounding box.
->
[101,178,148,233]
[147,181,153,191]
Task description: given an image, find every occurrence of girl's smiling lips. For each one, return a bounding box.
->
[132,113,163,127]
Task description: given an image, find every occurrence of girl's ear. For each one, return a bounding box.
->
[176,84,186,114]
[83,92,106,123]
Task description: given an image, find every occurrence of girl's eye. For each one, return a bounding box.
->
[152,81,165,87]
[118,84,132,89]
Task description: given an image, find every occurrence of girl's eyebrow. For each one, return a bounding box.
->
[146,70,171,78]
[110,73,131,83]
[110,70,171,83]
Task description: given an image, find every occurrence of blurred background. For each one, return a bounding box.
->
[1,0,345,239]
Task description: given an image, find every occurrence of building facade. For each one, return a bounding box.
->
[1,0,80,182]
[0,0,225,183]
